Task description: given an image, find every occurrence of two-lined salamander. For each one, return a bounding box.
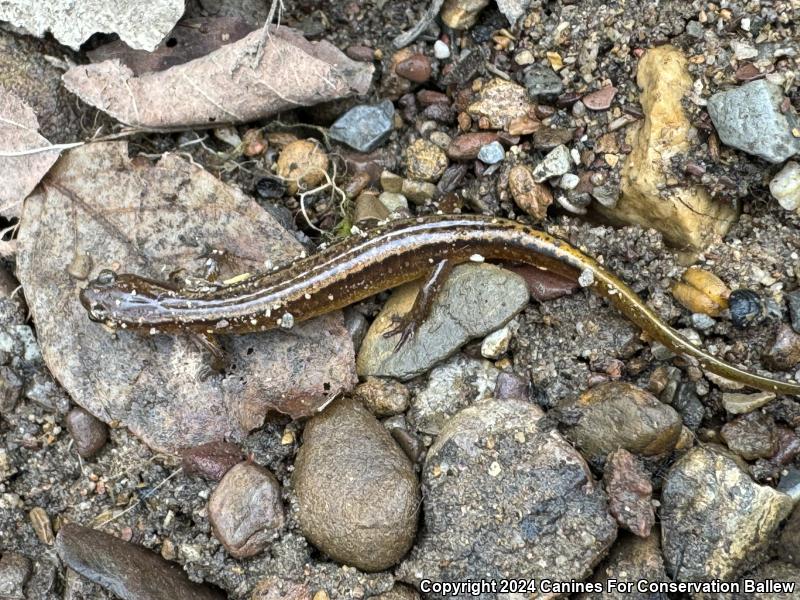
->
[79,214,800,395]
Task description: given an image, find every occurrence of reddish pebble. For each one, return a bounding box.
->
[582,85,618,110]
[395,54,432,83]
[181,441,243,481]
[446,132,499,160]
[66,407,108,458]
[506,265,578,301]
[735,63,763,82]
[416,89,449,106]
[604,449,655,537]
[345,45,375,62]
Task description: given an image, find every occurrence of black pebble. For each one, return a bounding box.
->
[729,289,763,328]
[255,177,287,200]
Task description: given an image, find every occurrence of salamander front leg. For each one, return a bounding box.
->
[383,259,454,351]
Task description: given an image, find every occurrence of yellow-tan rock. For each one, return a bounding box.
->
[405,139,449,182]
[276,139,328,195]
[467,78,533,131]
[595,46,737,255]
[440,0,490,29]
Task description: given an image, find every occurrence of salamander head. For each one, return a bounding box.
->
[80,270,173,328]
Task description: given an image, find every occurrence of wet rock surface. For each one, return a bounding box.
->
[56,523,225,600]
[399,399,617,594]
[208,462,284,558]
[577,533,667,600]
[660,446,793,581]
[357,264,528,380]
[563,382,683,465]
[293,397,419,572]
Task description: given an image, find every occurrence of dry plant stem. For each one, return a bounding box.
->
[97,467,183,526]
[254,0,286,67]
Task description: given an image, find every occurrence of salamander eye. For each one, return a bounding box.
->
[96,269,118,286]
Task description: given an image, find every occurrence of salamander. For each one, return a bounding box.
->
[79,214,800,395]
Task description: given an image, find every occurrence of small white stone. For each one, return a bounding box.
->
[481,324,514,359]
[769,161,800,211]
[532,145,572,182]
[578,268,594,287]
[514,49,534,65]
[731,40,758,60]
[433,40,450,60]
[559,173,580,190]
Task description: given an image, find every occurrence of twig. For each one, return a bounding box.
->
[96,467,183,526]
[0,141,83,157]
[253,0,286,67]
[392,0,445,48]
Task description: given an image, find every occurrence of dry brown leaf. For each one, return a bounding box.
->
[0,89,62,219]
[0,0,184,51]
[87,17,256,76]
[16,141,357,454]
[63,26,374,129]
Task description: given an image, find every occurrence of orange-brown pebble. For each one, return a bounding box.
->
[395,54,432,83]
[446,132,498,160]
[508,164,553,221]
[242,129,267,157]
[671,267,730,317]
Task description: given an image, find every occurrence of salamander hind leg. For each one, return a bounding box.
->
[188,332,228,373]
[383,259,454,352]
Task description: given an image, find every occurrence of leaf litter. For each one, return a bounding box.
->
[15,141,357,454]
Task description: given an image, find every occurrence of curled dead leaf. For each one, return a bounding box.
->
[63,26,374,129]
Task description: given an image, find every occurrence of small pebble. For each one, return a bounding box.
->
[532,145,572,182]
[582,85,618,110]
[378,192,409,214]
[787,290,800,333]
[558,173,580,190]
[353,377,410,417]
[728,289,763,328]
[65,407,108,458]
[769,161,800,211]
[447,132,499,160]
[395,54,432,83]
[691,313,715,330]
[508,165,553,221]
[433,40,450,60]
[380,170,403,193]
[405,139,449,182]
[604,449,655,537]
[330,100,395,153]
[208,463,284,559]
[763,324,800,371]
[181,441,243,481]
[276,140,329,195]
[481,323,515,359]
[476,141,505,164]
[0,553,31,599]
[29,507,54,545]
[722,391,776,415]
